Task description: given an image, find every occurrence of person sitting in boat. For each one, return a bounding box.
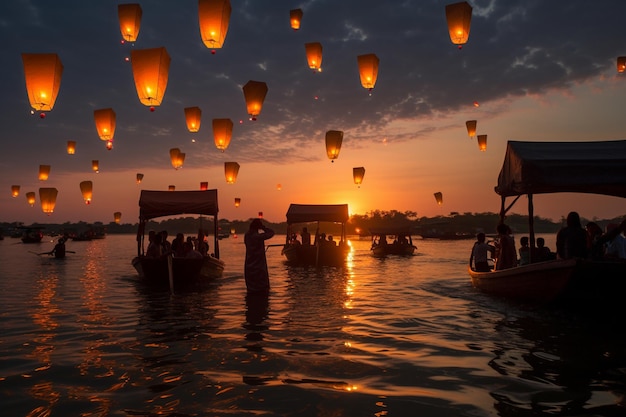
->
[301,227,311,246]
[470,232,494,272]
[604,221,626,259]
[585,222,605,261]
[50,238,66,259]
[171,233,185,257]
[494,223,516,270]
[556,211,588,260]
[196,229,209,256]
[183,241,203,259]
[146,233,163,258]
[518,236,530,265]
[160,230,172,254]
[397,235,409,245]
[535,237,555,261]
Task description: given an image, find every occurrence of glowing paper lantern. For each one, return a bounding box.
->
[445,1,472,49]
[234,197,241,207]
[118,3,142,42]
[26,191,36,207]
[67,140,76,154]
[39,187,58,215]
[305,42,323,72]
[434,192,443,205]
[136,173,144,184]
[276,183,282,191]
[94,108,116,141]
[198,0,232,53]
[224,161,240,184]
[477,134,487,151]
[92,160,100,173]
[169,148,185,170]
[290,9,303,30]
[258,212,263,218]
[618,57,626,73]
[200,181,208,190]
[242,80,268,121]
[130,47,171,110]
[80,181,93,205]
[184,106,202,132]
[357,54,379,92]
[114,211,122,224]
[212,118,233,152]
[466,120,477,137]
[39,165,51,181]
[353,167,365,187]
[325,130,343,162]
[11,185,20,197]
[106,140,113,150]
[168,185,176,191]
[21,53,63,116]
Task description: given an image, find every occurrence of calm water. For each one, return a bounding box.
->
[1,233,624,417]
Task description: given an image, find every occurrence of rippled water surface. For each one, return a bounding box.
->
[1,234,624,416]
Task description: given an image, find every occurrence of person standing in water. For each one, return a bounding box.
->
[244,218,275,294]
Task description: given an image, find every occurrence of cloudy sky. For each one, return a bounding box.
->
[1,0,626,225]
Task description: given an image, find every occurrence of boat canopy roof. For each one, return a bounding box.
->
[139,190,219,221]
[369,226,413,236]
[286,203,349,224]
[495,140,626,198]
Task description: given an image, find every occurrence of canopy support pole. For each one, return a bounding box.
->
[528,193,535,263]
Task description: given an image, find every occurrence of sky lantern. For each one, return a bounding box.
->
[477,134,487,151]
[618,57,626,73]
[290,9,303,30]
[114,212,122,224]
[234,197,241,207]
[79,181,93,205]
[94,108,116,141]
[130,47,171,111]
[39,165,51,181]
[466,120,477,137]
[242,80,268,121]
[106,140,114,150]
[136,173,144,184]
[198,0,232,54]
[11,185,20,198]
[118,3,142,43]
[224,161,240,184]
[353,167,365,187]
[445,1,472,49]
[434,191,443,205]
[212,118,233,152]
[169,148,185,169]
[276,183,282,191]
[305,42,323,72]
[21,53,63,118]
[200,181,208,190]
[325,130,343,162]
[92,160,99,173]
[26,192,36,207]
[67,140,76,154]
[357,54,379,93]
[168,185,175,191]
[39,187,58,215]
[184,106,202,132]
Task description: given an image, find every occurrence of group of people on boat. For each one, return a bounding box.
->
[371,234,411,249]
[287,227,346,248]
[145,229,210,259]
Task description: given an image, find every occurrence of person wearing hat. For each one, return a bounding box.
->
[244,218,275,294]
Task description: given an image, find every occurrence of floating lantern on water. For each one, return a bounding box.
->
[22,53,63,117]
[224,161,240,184]
[92,160,100,173]
[130,47,171,110]
[118,3,142,43]
[434,191,443,205]
[169,148,185,170]
[184,106,202,132]
[39,165,51,181]
[466,120,477,138]
[94,108,116,141]
[618,57,626,73]
[80,181,93,205]
[39,187,58,215]
[198,0,231,54]
[353,167,365,187]
[357,54,379,93]
[212,118,233,152]
[290,9,303,30]
[136,173,144,184]
[242,80,268,121]
[305,42,323,72]
[114,211,122,224]
[26,191,36,207]
[234,197,241,207]
[200,181,208,190]
[445,1,472,49]
[11,185,20,198]
[477,134,487,151]
[325,130,343,162]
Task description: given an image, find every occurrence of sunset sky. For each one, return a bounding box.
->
[1,0,626,225]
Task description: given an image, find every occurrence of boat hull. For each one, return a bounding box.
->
[281,244,349,266]
[371,244,416,257]
[132,255,225,289]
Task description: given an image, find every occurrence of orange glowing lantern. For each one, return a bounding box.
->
[466,120,477,137]
[234,197,241,207]
[242,80,268,121]
[114,211,122,224]
[80,181,93,205]
[434,192,443,205]
[92,160,100,173]
[198,0,232,53]
[290,9,303,30]
[325,130,343,162]
[11,185,20,197]
[305,42,323,72]
[21,53,63,116]
[477,134,487,151]
[276,183,282,191]
[258,211,263,218]
[618,57,626,73]
[130,47,171,110]
[169,148,185,170]
[168,185,176,191]
[39,165,51,181]
[66,140,76,155]
[445,1,472,49]
[212,118,233,152]
[357,53,379,92]
[118,3,142,42]
[200,181,208,190]
[39,187,58,215]
[106,140,113,150]
[184,106,202,132]
[26,191,36,207]
[94,108,116,141]
[224,161,240,184]
[353,167,365,187]
[136,173,144,184]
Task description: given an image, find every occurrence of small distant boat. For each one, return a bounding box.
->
[369,227,417,257]
[19,226,44,244]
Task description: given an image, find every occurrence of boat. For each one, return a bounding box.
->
[468,140,626,304]
[19,226,45,243]
[280,203,351,266]
[132,189,225,290]
[369,227,417,256]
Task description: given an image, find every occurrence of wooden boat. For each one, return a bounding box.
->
[280,203,351,266]
[132,189,225,290]
[369,227,417,257]
[20,226,44,243]
[469,140,626,304]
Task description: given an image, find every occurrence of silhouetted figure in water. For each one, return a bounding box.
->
[51,238,66,259]
[244,218,275,294]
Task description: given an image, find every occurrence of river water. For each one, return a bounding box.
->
[0,233,624,416]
